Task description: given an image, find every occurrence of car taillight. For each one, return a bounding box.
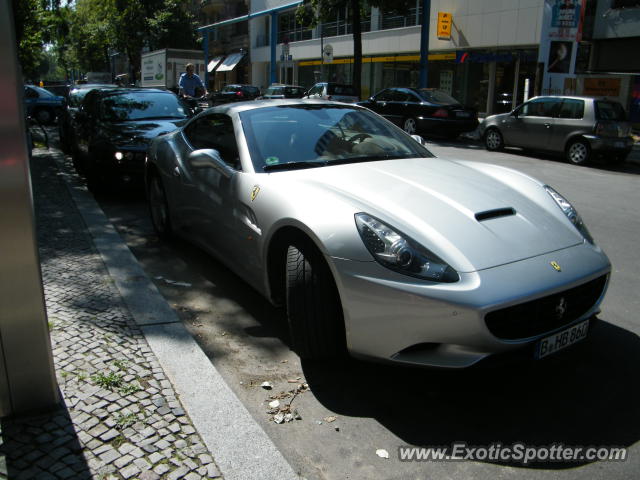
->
[433,108,449,118]
[594,122,605,135]
[235,91,244,97]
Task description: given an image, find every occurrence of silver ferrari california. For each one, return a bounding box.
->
[145,100,611,368]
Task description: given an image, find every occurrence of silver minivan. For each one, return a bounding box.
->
[303,82,359,103]
[480,96,633,165]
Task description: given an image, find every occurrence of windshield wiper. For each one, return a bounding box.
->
[263,160,327,172]
[326,154,420,166]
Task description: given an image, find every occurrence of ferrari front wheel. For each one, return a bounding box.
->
[285,240,346,359]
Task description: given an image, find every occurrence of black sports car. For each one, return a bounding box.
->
[71,88,191,189]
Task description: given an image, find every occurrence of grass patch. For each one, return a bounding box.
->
[91,371,123,390]
[110,434,126,449]
[113,359,128,371]
[119,382,142,396]
[114,412,137,430]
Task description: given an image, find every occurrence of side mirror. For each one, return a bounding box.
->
[188,149,234,178]
[411,134,428,146]
[368,96,375,103]
[510,110,519,118]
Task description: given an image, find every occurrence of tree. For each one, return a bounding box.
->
[297,0,414,98]
[12,0,46,81]
[148,0,200,51]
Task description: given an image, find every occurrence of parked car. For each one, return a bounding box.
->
[210,84,261,105]
[23,85,66,124]
[480,95,634,165]
[358,87,478,138]
[58,83,117,154]
[43,84,71,99]
[304,82,359,103]
[260,84,306,99]
[72,88,191,189]
[145,99,610,367]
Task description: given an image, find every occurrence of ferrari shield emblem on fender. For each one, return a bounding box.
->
[550,261,562,272]
[251,185,260,202]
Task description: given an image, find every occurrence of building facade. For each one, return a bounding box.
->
[249,0,545,115]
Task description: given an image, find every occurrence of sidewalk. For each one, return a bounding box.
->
[0,148,297,479]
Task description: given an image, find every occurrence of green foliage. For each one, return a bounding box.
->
[114,412,137,430]
[92,371,123,390]
[13,0,201,81]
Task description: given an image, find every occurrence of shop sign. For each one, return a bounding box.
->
[437,12,452,40]
[583,78,621,97]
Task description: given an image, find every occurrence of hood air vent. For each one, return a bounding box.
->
[475,207,516,222]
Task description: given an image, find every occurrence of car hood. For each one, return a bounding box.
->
[281,157,583,272]
[102,118,187,148]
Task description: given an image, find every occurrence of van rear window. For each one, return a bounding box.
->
[595,101,626,121]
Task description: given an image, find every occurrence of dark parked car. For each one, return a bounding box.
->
[303,82,359,103]
[59,83,117,154]
[24,85,66,124]
[260,84,306,99]
[480,95,634,165]
[358,87,478,138]
[71,88,191,189]
[210,84,261,105]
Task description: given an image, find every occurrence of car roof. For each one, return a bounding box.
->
[526,95,620,103]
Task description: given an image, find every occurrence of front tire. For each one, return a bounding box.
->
[403,117,417,135]
[148,173,173,239]
[484,128,504,151]
[286,240,346,359]
[566,139,591,165]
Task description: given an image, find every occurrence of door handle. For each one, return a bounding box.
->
[544,123,551,128]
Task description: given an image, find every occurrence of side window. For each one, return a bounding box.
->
[558,99,584,119]
[394,89,412,102]
[25,87,39,99]
[309,85,321,95]
[375,89,393,101]
[405,91,422,103]
[520,99,559,117]
[184,114,240,170]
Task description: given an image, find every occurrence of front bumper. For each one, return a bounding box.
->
[330,242,610,368]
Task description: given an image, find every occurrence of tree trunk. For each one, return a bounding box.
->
[350,0,362,99]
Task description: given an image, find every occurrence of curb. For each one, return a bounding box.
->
[53,155,300,480]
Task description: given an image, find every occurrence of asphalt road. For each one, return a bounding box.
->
[89,138,640,480]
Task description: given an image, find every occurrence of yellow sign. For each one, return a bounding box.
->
[437,12,453,40]
[583,78,621,97]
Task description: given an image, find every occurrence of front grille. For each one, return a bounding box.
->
[485,275,607,340]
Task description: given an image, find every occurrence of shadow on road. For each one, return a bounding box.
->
[301,318,640,469]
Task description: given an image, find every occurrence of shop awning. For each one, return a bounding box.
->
[207,56,224,72]
[216,53,245,72]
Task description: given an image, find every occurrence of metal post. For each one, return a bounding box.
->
[418,0,431,87]
[204,30,210,88]
[486,61,496,115]
[270,12,278,85]
[511,55,520,110]
[0,0,60,416]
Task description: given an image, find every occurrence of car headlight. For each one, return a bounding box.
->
[355,213,459,283]
[544,186,594,244]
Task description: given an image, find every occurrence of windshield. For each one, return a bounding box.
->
[32,86,55,97]
[240,105,434,172]
[416,89,460,105]
[99,92,189,121]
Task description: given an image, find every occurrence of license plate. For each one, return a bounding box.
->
[537,320,589,359]
[456,111,471,118]
[614,141,624,148]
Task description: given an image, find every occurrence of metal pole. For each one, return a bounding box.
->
[204,30,209,88]
[0,0,60,416]
[418,0,431,87]
[511,55,520,110]
[270,12,278,85]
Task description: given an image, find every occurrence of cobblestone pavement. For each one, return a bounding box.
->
[0,149,224,480]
